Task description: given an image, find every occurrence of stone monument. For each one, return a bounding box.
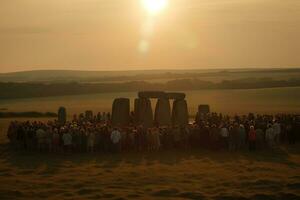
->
[111,98,130,126]
[58,106,67,125]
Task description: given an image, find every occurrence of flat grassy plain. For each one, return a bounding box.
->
[0,119,300,199]
[0,87,300,118]
[0,87,300,199]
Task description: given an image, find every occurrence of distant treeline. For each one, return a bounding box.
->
[1,78,300,99]
[1,68,300,83]
[0,112,57,118]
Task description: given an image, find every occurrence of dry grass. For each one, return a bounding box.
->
[0,119,300,199]
[0,87,300,118]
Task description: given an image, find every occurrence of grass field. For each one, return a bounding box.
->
[0,119,300,199]
[0,87,300,199]
[0,87,300,118]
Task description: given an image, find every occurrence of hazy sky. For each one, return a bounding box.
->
[0,0,299,72]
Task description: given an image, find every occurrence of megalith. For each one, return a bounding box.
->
[111,98,130,126]
[166,92,186,100]
[138,91,166,99]
[154,98,171,126]
[172,99,189,126]
[58,106,67,125]
[134,98,153,127]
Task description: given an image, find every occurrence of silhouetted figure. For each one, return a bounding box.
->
[248,126,256,151]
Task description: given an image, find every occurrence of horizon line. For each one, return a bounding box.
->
[1,66,300,74]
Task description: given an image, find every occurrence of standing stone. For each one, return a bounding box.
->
[138,91,166,99]
[154,98,171,126]
[58,107,67,125]
[166,92,186,100]
[134,98,153,127]
[112,98,130,126]
[172,100,189,126]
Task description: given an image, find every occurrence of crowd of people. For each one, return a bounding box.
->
[6,112,299,153]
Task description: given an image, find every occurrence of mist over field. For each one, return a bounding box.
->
[0,68,299,116]
[1,87,300,117]
[1,68,300,83]
[0,59,300,200]
[0,68,300,100]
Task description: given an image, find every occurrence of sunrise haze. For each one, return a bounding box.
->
[0,0,299,73]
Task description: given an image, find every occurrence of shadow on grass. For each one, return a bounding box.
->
[0,143,299,172]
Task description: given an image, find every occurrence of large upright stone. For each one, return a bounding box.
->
[134,98,153,127]
[138,91,166,99]
[58,107,67,125]
[112,98,130,126]
[172,100,189,126]
[166,92,186,100]
[138,91,186,100]
[154,98,171,126]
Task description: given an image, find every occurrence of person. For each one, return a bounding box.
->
[6,112,300,154]
[128,128,136,151]
[111,127,121,153]
[255,127,264,150]
[209,124,219,150]
[228,125,236,151]
[7,122,18,148]
[45,126,53,152]
[79,128,87,152]
[266,124,275,149]
[286,123,295,145]
[52,128,60,152]
[120,128,128,151]
[62,130,72,153]
[152,126,161,151]
[72,114,78,122]
[233,123,240,150]
[136,126,146,151]
[146,128,154,151]
[72,126,80,152]
[36,127,46,152]
[102,112,106,123]
[248,126,256,151]
[87,128,96,153]
[201,124,210,148]
[180,126,190,149]
[102,126,111,152]
[106,112,111,123]
[166,125,175,149]
[230,123,240,151]
[173,126,181,148]
[16,124,25,150]
[220,125,229,150]
[97,112,102,122]
[273,121,281,144]
[239,124,246,149]
[26,126,35,151]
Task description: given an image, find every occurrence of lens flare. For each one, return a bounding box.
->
[138,0,169,54]
[142,0,168,15]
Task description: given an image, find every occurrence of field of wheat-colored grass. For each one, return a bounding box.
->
[0,87,300,199]
[0,87,300,118]
[0,118,300,199]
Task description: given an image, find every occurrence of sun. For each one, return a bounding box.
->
[142,0,169,15]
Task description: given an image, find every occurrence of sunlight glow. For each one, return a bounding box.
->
[138,0,169,54]
[142,0,169,15]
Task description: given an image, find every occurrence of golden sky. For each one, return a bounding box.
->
[0,0,299,72]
